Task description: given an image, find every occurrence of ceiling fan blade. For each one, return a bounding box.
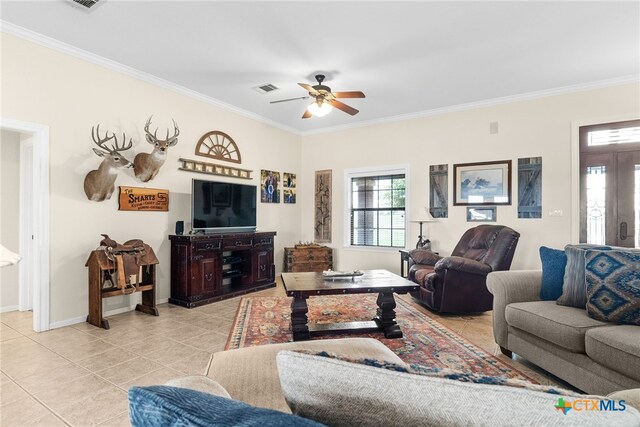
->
[298,83,319,96]
[332,91,366,99]
[328,99,359,116]
[302,109,312,119]
[270,96,309,104]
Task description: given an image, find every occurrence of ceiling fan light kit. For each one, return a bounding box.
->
[271,74,366,119]
[307,99,333,117]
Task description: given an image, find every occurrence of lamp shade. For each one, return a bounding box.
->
[307,101,333,117]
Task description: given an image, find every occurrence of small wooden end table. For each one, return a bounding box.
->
[281,269,419,341]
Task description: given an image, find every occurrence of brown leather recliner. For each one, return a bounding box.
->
[408,225,520,314]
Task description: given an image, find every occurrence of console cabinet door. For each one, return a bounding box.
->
[194,252,222,297]
[253,248,274,284]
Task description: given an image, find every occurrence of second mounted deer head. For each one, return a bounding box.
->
[134,116,179,182]
[83,125,133,201]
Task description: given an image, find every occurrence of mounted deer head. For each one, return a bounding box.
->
[83,125,133,201]
[134,115,179,182]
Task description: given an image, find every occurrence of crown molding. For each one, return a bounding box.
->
[2,21,637,139]
[300,75,640,137]
[0,21,302,136]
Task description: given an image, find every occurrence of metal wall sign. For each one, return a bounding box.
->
[118,186,169,211]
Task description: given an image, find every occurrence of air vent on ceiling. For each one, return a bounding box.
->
[70,0,102,9]
[252,84,279,94]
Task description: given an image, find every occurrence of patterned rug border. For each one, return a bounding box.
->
[225,294,536,382]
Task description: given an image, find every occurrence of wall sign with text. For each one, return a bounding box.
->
[118,186,169,211]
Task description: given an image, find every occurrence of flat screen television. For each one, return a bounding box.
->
[191,179,257,232]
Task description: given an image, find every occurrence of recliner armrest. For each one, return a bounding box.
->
[434,256,492,276]
[409,249,442,266]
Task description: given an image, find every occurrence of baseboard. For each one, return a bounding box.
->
[49,298,170,330]
[0,305,20,314]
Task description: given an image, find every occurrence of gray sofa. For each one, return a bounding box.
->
[488,270,640,395]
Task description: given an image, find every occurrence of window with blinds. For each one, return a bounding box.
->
[349,174,406,248]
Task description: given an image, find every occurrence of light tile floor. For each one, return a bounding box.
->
[0,279,569,426]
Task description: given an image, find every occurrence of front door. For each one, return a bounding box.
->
[580,120,640,247]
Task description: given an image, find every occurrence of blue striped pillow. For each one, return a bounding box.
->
[556,244,610,308]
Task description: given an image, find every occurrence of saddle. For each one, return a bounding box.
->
[99,234,153,294]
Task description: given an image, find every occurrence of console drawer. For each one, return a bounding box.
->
[196,241,222,251]
[224,237,253,250]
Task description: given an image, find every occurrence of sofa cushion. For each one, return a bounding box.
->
[586,326,640,382]
[128,386,324,427]
[557,244,610,308]
[585,250,640,326]
[276,350,640,427]
[539,246,567,301]
[208,337,404,413]
[505,301,609,353]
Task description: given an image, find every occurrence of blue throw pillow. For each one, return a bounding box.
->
[128,386,325,427]
[539,246,567,301]
[585,250,640,325]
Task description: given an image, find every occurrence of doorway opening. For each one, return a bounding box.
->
[0,118,50,332]
[579,119,640,247]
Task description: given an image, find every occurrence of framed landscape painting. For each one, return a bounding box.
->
[453,160,512,205]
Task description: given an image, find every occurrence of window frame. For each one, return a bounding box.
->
[343,164,410,251]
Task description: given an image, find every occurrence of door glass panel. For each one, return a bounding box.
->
[586,166,606,245]
[588,126,640,146]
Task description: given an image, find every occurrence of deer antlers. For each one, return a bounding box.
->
[144,115,179,145]
[92,124,133,154]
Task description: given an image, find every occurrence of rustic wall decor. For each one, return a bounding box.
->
[84,125,133,202]
[518,156,542,218]
[134,116,179,182]
[314,169,332,243]
[429,164,448,218]
[195,131,241,164]
[453,160,512,205]
[118,186,169,211]
[261,169,280,203]
[179,158,252,179]
[283,172,296,204]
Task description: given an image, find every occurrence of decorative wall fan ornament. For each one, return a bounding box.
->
[271,74,365,119]
[195,131,242,164]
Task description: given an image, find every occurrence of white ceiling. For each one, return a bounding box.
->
[1,1,638,134]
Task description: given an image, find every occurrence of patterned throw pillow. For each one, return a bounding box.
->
[557,244,610,308]
[585,250,640,326]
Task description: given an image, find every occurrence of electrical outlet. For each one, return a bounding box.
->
[548,209,563,217]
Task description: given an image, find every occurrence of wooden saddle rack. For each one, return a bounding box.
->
[85,234,160,329]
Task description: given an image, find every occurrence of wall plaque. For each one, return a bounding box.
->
[118,186,169,211]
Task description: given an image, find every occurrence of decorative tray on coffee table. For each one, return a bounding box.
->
[322,269,364,279]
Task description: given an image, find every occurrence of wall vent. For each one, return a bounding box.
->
[252,84,279,94]
[69,0,103,10]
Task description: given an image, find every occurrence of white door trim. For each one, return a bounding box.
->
[19,137,34,312]
[1,117,50,332]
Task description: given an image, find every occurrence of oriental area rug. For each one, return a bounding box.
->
[226,294,534,382]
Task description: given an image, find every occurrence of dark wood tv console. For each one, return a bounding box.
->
[168,231,276,308]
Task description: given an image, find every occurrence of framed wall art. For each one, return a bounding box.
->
[314,169,332,242]
[466,206,497,222]
[453,160,512,205]
[518,156,542,218]
[283,172,296,204]
[260,169,280,203]
[429,164,448,218]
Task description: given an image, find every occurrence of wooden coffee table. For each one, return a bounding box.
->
[281,269,419,341]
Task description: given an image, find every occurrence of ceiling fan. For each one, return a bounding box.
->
[270,74,365,119]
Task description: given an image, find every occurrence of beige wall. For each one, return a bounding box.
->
[0,130,21,311]
[1,33,302,324]
[301,84,640,273]
[3,30,639,327]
